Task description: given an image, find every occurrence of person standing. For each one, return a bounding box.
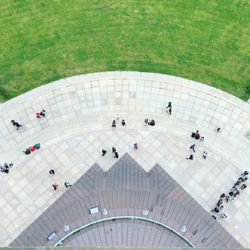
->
[49,169,55,175]
[121,119,126,126]
[114,152,119,159]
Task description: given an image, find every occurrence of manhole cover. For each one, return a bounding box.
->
[245,130,250,140]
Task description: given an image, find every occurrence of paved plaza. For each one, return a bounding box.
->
[11,154,240,248]
[0,72,249,247]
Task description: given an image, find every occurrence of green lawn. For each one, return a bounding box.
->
[0,0,249,102]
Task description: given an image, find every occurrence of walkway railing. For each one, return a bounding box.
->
[54,215,195,247]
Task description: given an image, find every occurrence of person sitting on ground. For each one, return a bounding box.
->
[191,130,200,139]
[112,120,116,127]
[220,213,227,219]
[101,149,107,156]
[241,184,247,190]
[233,180,240,188]
[238,177,244,183]
[64,181,72,188]
[186,154,194,160]
[36,109,46,118]
[216,199,223,206]
[216,127,221,133]
[34,143,40,149]
[220,193,226,199]
[30,146,36,152]
[149,119,155,126]
[3,163,12,171]
[211,207,219,213]
[243,176,248,182]
[121,119,126,126]
[23,148,31,155]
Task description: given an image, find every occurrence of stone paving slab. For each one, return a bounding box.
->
[0,72,250,247]
[11,154,240,248]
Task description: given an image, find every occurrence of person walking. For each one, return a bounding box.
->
[186,154,194,160]
[52,183,58,191]
[112,120,116,127]
[190,144,196,152]
[112,147,116,153]
[23,148,31,155]
[34,143,41,149]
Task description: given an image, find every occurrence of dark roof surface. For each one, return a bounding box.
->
[10,153,241,248]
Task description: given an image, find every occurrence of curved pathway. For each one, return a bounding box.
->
[0,72,249,247]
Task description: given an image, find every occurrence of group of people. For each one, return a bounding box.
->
[191,130,204,141]
[101,147,119,159]
[186,141,207,161]
[9,109,73,191]
[11,120,22,130]
[211,171,249,220]
[0,163,13,174]
[49,168,72,190]
[11,110,47,131]
[23,143,41,155]
[144,118,155,126]
[112,114,126,127]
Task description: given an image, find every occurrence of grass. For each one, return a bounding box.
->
[0,0,249,102]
